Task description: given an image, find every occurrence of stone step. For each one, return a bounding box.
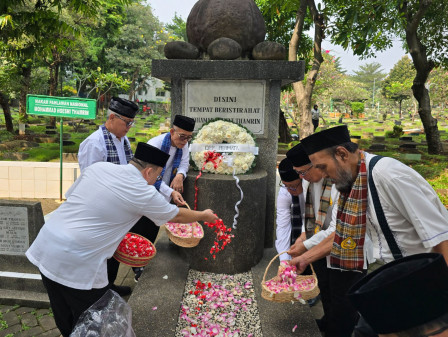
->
[0,289,50,308]
[0,274,46,293]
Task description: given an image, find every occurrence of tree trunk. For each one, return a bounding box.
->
[19,64,32,123]
[402,1,441,154]
[398,99,403,119]
[289,0,325,140]
[128,69,139,101]
[278,109,292,143]
[0,91,14,132]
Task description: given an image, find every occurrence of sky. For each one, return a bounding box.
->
[148,0,407,75]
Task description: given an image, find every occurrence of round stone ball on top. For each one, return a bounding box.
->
[186,0,266,56]
[252,41,287,60]
[164,41,200,59]
[207,37,242,60]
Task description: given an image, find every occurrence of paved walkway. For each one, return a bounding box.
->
[0,234,324,336]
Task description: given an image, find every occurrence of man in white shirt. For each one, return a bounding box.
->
[276,158,305,262]
[26,143,218,337]
[298,125,448,337]
[78,96,137,171]
[286,143,342,334]
[147,114,194,202]
[311,104,320,131]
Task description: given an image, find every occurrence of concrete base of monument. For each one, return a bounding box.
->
[181,167,267,274]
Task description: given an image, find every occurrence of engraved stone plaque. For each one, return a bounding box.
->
[185,80,265,134]
[0,206,29,255]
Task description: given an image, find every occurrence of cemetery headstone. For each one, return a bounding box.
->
[0,200,49,307]
[368,144,386,151]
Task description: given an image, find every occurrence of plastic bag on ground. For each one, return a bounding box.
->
[70,289,136,337]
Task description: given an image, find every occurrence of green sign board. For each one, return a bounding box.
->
[27,95,96,119]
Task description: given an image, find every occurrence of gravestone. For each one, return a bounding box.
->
[0,200,48,307]
[152,59,304,271]
[368,144,386,151]
[399,143,418,152]
[399,136,413,142]
[128,137,136,142]
[394,120,402,125]
[373,136,385,142]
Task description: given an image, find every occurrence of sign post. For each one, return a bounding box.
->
[26,95,97,201]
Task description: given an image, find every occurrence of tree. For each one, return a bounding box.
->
[427,67,448,109]
[351,62,386,108]
[313,50,345,109]
[165,13,187,41]
[105,3,169,101]
[324,0,448,154]
[382,56,415,118]
[257,0,325,139]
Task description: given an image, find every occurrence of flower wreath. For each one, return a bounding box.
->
[190,119,258,175]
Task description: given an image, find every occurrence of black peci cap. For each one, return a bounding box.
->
[347,253,448,334]
[109,97,139,118]
[278,158,300,182]
[286,143,311,167]
[301,125,351,155]
[134,142,170,167]
[173,115,195,132]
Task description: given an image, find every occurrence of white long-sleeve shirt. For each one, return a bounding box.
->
[364,151,448,263]
[147,133,190,202]
[275,179,340,261]
[275,186,306,261]
[78,127,131,171]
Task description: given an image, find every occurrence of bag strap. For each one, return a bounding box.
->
[368,155,403,260]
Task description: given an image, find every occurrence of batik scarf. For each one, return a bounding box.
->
[290,195,302,245]
[330,151,367,272]
[154,132,182,190]
[304,178,333,239]
[101,124,133,164]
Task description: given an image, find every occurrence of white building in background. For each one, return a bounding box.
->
[119,77,170,103]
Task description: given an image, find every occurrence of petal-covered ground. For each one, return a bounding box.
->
[175,270,262,337]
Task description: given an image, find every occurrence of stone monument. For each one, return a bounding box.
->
[0,200,49,307]
[152,0,304,273]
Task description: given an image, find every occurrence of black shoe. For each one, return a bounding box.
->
[133,267,144,283]
[110,284,132,296]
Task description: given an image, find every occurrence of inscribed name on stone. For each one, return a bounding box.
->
[0,206,29,255]
[185,80,265,134]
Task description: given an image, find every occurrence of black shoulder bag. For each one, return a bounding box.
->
[368,155,403,260]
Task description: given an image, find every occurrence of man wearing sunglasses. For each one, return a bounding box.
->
[78,97,137,171]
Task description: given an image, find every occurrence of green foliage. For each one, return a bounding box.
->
[385,125,404,138]
[165,13,187,41]
[382,56,415,104]
[255,0,313,63]
[351,102,364,116]
[427,66,448,107]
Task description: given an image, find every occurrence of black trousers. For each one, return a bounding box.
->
[312,119,319,131]
[41,273,109,337]
[311,258,331,323]
[325,268,366,337]
[107,216,160,284]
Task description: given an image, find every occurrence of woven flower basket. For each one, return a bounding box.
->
[113,233,156,268]
[165,203,204,248]
[261,251,320,303]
